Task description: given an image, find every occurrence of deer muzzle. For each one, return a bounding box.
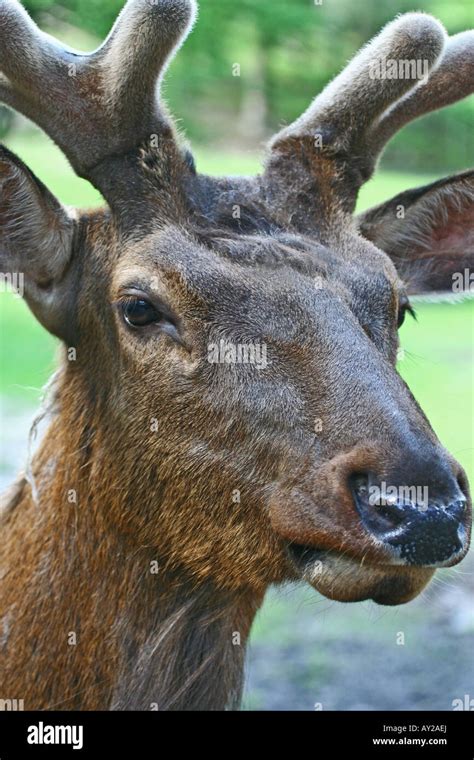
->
[269,443,471,605]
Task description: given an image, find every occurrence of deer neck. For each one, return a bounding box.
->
[1,385,263,711]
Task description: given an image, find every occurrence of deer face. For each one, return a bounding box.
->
[1,1,472,604]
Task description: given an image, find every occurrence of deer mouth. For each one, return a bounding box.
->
[286,542,434,605]
[287,543,326,568]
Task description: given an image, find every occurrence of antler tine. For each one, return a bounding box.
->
[369,30,474,157]
[269,14,446,154]
[98,0,197,134]
[0,0,197,185]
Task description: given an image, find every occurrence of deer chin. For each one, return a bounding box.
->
[287,545,434,605]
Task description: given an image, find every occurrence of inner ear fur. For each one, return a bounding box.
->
[357,170,474,293]
[0,144,76,337]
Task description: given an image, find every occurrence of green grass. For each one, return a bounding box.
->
[0,294,58,402]
[4,132,103,207]
[4,131,439,209]
[395,300,473,486]
[1,131,473,489]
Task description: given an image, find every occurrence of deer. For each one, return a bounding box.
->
[0,0,473,711]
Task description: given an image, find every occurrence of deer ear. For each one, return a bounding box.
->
[0,145,75,338]
[357,171,474,294]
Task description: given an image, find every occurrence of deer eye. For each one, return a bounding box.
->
[122,298,162,328]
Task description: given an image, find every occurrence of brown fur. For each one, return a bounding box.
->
[0,2,473,710]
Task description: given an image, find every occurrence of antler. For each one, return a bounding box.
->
[265,13,474,218]
[0,0,197,211]
[369,31,474,155]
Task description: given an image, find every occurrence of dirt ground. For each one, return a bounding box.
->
[244,575,474,711]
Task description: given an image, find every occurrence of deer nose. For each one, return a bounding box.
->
[350,473,469,566]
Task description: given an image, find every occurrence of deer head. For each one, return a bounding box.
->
[1,0,473,617]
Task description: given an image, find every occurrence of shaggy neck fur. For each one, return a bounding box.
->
[0,370,262,711]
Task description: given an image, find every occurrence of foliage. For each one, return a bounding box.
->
[16,0,473,171]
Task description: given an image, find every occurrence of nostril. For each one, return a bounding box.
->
[350,473,410,535]
[377,502,407,527]
[350,470,469,566]
[351,473,369,502]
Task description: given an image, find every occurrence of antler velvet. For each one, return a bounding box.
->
[265,13,474,213]
[0,0,196,206]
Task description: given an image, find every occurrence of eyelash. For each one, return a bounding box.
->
[398,301,416,328]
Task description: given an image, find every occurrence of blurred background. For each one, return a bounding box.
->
[0,0,473,710]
